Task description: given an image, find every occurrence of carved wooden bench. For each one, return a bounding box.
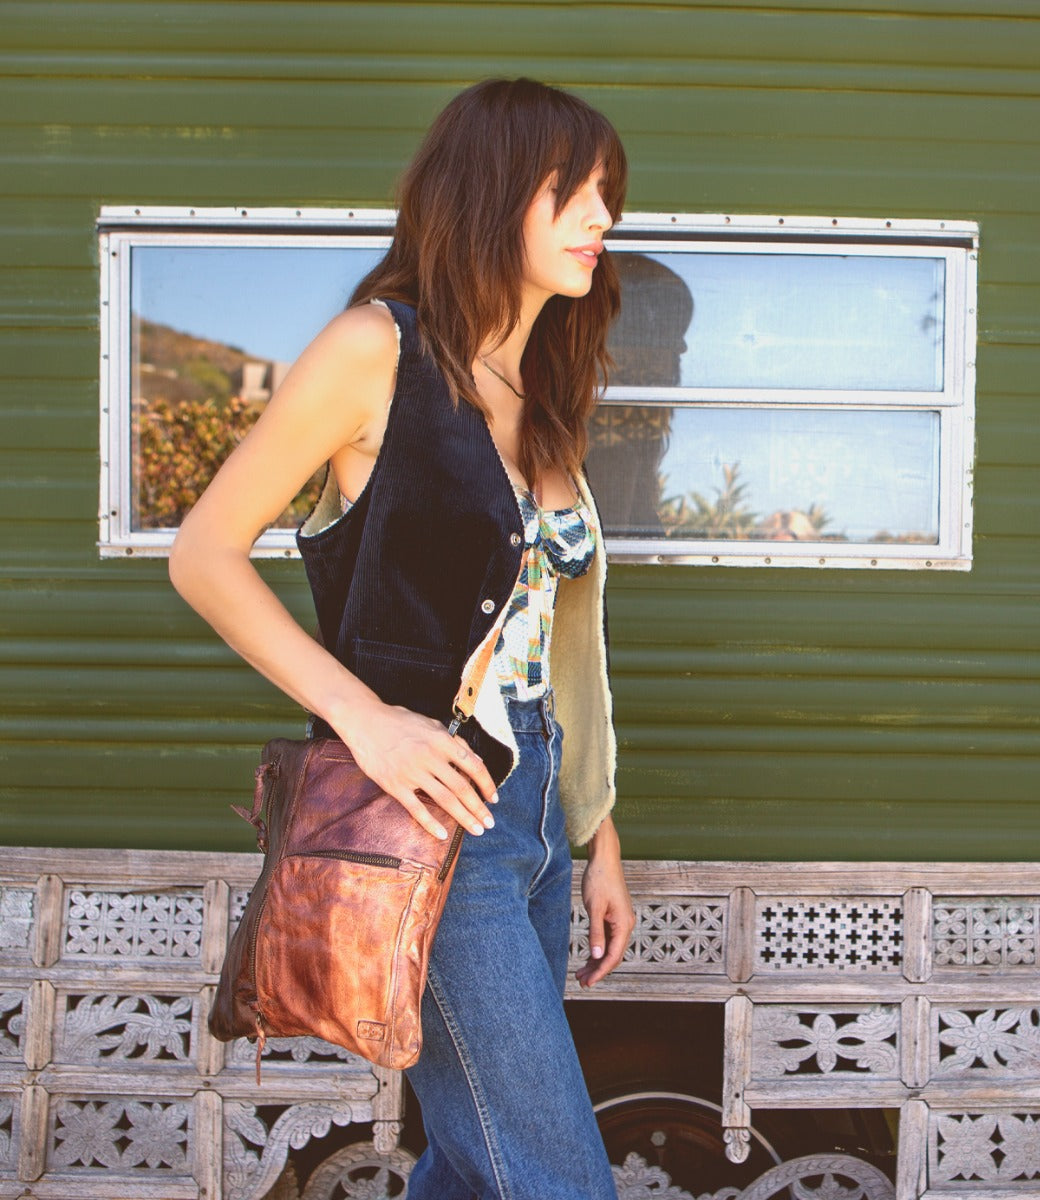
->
[2,850,1038,1199]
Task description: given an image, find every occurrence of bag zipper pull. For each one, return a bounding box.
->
[232,761,277,850]
[254,1011,267,1086]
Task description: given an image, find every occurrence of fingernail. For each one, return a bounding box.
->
[591,945,604,959]
[470,823,484,836]
[482,814,495,829]
[434,826,448,840]
[489,791,499,804]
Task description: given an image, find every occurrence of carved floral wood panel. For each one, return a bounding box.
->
[57,992,198,1066]
[226,1032,372,1075]
[933,1005,1040,1075]
[930,1110,1040,1188]
[0,989,26,1062]
[48,1095,193,1175]
[752,1006,901,1078]
[0,1093,15,1171]
[223,1102,358,1200]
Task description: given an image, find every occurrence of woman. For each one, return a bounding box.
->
[171,77,634,1200]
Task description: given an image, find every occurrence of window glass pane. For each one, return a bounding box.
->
[587,405,940,545]
[611,250,945,392]
[129,244,383,531]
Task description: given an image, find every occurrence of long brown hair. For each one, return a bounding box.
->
[352,78,628,483]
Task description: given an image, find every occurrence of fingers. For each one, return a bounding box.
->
[344,705,498,839]
[451,737,499,807]
[588,911,606,965]
[419,773,496,839]
[577,915,630,988]
[391,790,453,842]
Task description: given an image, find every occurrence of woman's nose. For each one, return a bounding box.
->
[586,193,612,232]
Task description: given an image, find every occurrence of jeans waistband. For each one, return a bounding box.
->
[504,689,556,734]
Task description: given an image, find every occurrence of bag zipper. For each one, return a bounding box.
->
[438,824,464,882]
[288,848,403,870]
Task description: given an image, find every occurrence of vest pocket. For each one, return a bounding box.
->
[353,637,461,717]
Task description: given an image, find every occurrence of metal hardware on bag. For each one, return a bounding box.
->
[253,1009,267,1086]
[447,709,468,736]
[291,848,403,871]
[438,823,465,882]
[232,761,278,852]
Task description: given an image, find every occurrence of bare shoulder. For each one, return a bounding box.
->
[271,300,400,449]
[313,300,400,382]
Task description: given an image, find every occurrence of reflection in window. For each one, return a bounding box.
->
[129,245,382,531]
[588,406,940,544]
[633,250,946,392]
[99,209,974,565]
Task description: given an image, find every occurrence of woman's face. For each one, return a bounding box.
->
[521,162,613,304]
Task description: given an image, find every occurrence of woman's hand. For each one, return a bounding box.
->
[575,816,634,988]
[334,694,499,842]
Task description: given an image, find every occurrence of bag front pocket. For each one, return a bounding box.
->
[253,853,425,1060]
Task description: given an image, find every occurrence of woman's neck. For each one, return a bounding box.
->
[478,286,549,377]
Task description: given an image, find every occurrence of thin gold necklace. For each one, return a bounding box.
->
[480,356,526,401]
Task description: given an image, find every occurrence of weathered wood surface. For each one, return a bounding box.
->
[2,850,1038,1198]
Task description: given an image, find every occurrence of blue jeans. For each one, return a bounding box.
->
[405,693,617,1200]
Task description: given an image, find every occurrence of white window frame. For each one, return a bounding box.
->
[98,207,977,568]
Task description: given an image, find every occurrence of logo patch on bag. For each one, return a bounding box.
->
[357,1019,386,1042]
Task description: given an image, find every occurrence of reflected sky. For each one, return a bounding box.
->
[641,250,946,392]
[132,245,384,363]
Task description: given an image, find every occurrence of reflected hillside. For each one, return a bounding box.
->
[131,319,318,529]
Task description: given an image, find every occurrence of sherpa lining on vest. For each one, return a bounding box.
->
[466,471,615,846]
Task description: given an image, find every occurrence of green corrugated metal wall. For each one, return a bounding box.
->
[2,1,1038,858]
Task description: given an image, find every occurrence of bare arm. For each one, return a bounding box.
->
[169,303,497,839]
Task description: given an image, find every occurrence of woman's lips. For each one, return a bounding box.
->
[568,246,602,268]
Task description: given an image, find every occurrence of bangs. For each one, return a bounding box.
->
[547,108,628,222]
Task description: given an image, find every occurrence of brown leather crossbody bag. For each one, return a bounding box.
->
[208,641,496,1079]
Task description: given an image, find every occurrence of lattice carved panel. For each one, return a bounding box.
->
[933,1006,1040,1076]
[229,885,252,933]
[752,1005,900,1078]
[56,992,198,1067]
[0,989,27,1062]
[62,888,205,962]
[0,885,34,959]
[47,1094,193,1177]
[571,897,727,974]
[929,1110,1040,1188]
[933,898,1039,969]
[755,899,903,973]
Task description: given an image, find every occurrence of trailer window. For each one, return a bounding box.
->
[98,209,976,568]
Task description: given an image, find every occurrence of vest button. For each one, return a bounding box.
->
[481,599,495,614]
[509,532,522,547]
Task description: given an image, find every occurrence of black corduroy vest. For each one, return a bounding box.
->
[297,300,524,782]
